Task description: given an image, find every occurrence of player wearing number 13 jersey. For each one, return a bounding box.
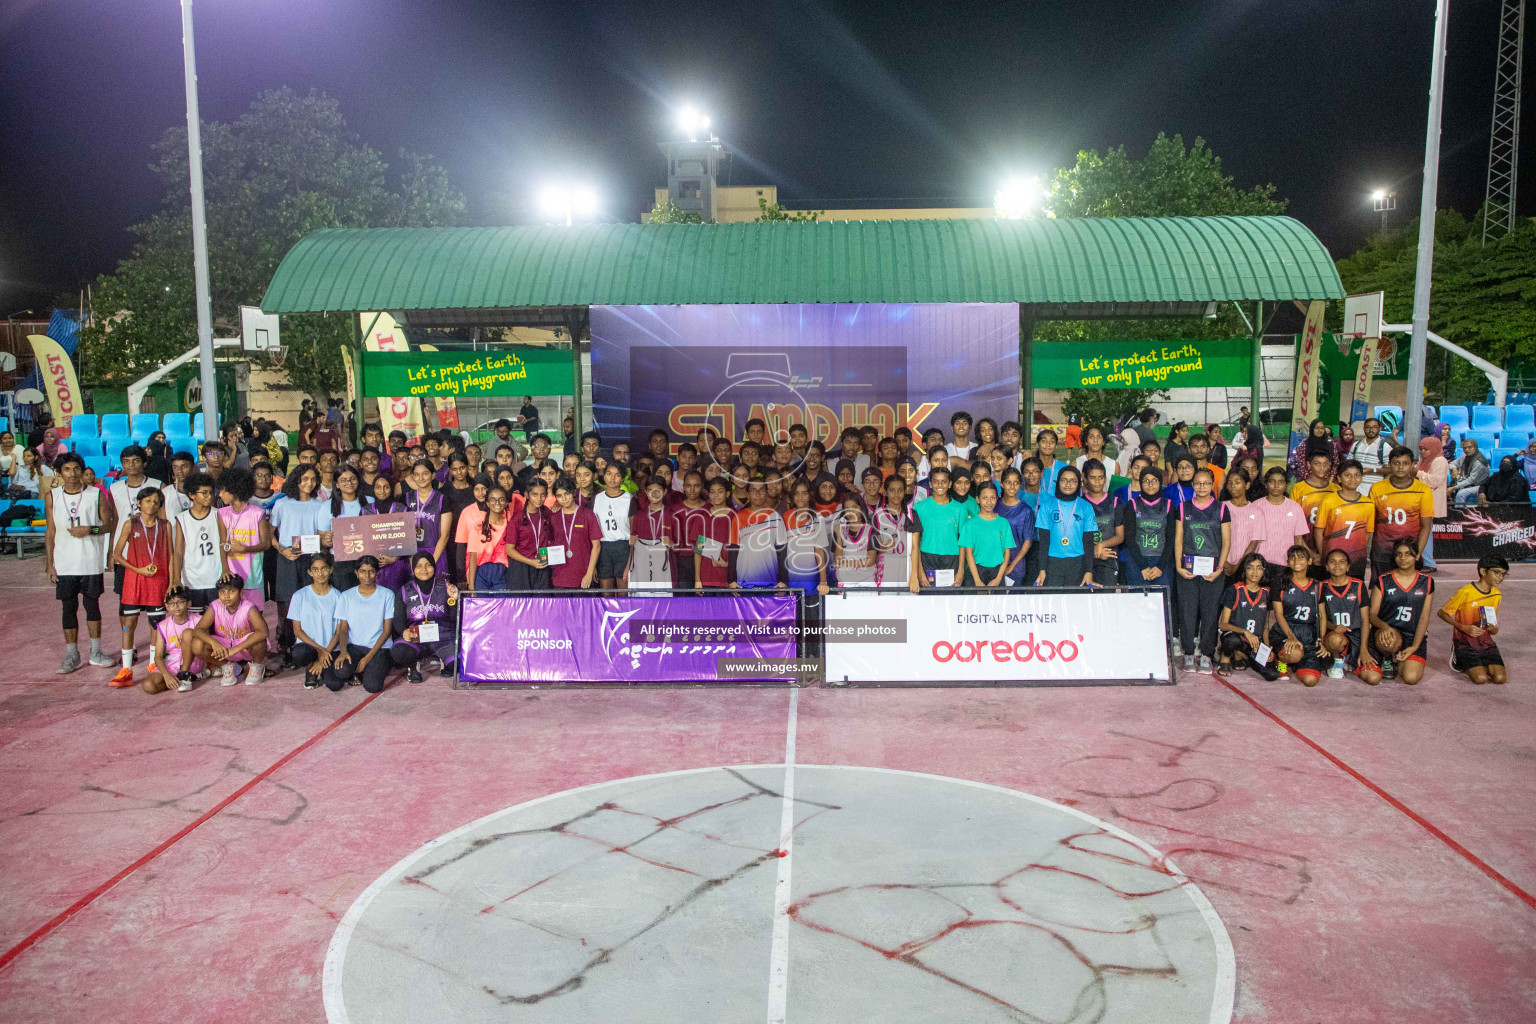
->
[1369,448,1434,578]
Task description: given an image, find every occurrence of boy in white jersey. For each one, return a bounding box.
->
[45,454,117,673]
[160,451,196,520]
[172,473,227,612]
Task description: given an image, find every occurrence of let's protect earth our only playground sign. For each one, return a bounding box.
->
[360,349,573,399]
[1033,339,1252,390]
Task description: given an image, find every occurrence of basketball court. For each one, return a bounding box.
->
[1,556,1533,1022]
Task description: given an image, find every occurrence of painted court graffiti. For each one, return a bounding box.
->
[325,766,1233,1024]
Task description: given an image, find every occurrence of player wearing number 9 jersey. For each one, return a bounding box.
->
[1369,447,1434,579]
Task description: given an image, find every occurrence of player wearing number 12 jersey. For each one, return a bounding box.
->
[1313,460,1375,580]
[1369,448,1434,579]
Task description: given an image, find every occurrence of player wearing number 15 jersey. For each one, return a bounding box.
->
[1369,448,1435,579]
[1369,538,1434,685]
[1314,460,1375,580]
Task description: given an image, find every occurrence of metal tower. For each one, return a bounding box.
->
[1483,0,1526,244]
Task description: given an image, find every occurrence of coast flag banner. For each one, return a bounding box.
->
[340,345,357,415]
[1350,336,1378,426]
[360,312,425,439]
[27,334,83,433]
[417,344,460,429]
[1289,300,1325,455]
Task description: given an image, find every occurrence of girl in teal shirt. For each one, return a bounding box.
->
[960,483,1017,587]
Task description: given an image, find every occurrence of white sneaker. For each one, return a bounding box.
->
[176,672,194,692]
[87,651,116,668]
[220,663,238,686]
[245,663,266,685]
[1327,663,1344,680]
[57,650,82,675]
[1198,655,1212,673]
[1171,637,1184,657]
[1183,654,1196,672]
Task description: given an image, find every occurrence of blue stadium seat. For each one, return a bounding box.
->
[0,416,8,433]
[162,412,190,436]
[68,415,98,439]
[1471,405,1503,431]
[193,412,206,435]
[1462,430,1498,454]
[1503,404,1535,438]
[99,414,129,435]
[1488,447,1522,470]
[164,434,195,457]
[130,412,160,436]
[100,433,132,460]
[83,455,112,479]
[70,437,106,457]
[1372,404,1404,426]
[1439,405,1470,432]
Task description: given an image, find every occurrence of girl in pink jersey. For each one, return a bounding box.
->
[190,573,269,686]
[143,588,208,694]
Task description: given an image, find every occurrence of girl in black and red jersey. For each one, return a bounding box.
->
[1217,553,1279,680]
[1322,548,1383,685]
[1270,544,1325,686]
[1368,537,1434,685]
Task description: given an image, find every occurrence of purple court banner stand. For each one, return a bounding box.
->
[457,593,799,686]
[590,303,1020,448]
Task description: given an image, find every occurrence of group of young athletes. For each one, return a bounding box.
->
[38,410,1509,691]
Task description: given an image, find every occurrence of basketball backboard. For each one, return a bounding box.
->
[1342,291,1383,342]
[240,305,281,351]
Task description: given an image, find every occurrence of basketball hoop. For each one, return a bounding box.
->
[266,345,288,369]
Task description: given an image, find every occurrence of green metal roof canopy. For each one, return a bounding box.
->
[260,216,1342,316]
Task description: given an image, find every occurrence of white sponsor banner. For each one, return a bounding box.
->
[825,590,1171,684]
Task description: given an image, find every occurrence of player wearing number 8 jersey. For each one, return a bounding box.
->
[1369,447,1434,580]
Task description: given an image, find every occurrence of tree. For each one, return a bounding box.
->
[644,199,702,224]
[1336,210,1536,379]
[80,88,465,399]
[1045,133,1286,219]
[753,190,821,222]
[1060,387,1168,435]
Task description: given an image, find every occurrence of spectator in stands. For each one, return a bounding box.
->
[0,430,17,487]
[1523,440,1536,490]
[1349,417,1394,488]
[1481,456,1531,505]
[12,446,46,497]
[36,426,66,468]
[1413,438,1446,571]
[26,411,53,452]
[1449,436,1489,506]
[1437,423,1458,464]
[1164,422,1190,468]
[1133,408,1159,447]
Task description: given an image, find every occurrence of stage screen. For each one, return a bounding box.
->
[590,303,1020,447]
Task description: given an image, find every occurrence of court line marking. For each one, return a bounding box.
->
[1211,674,1536,912]
[322,761,1234,1024]
[0,690,384,972]
[765,687,799,1024]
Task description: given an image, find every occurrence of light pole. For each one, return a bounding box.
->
[1405,0,1451,451]
[180,0,218,442]
[1371,188,1397,234]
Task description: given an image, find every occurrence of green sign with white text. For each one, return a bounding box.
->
[1033,340,1253,390]
[360,349,573,399]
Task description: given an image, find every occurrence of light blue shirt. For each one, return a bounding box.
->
[287,584,340,648]
[269,496,334,547]
[336,585,394,649]
[1035,494,1094,559]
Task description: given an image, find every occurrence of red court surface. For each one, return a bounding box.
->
[1,556,1533,1022]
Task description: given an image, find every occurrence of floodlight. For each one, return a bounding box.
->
[1370,188,1387,202]
[994,176,1040,220]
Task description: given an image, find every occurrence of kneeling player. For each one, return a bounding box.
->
[1271,545,1325,686]
[142,587,208,694]
[1321,549,1382,685]
[1217,553,1279,680]
[1437,554,1508,685]
[1368,538,1433,685]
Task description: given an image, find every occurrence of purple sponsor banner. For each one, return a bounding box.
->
[591,303,1019,448]
[458,593,798,685]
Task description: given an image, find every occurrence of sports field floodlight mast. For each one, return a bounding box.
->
[677,106,711,141]
[539,185,598,226]
[1371,188,1397,233]
[994,177,1041,220]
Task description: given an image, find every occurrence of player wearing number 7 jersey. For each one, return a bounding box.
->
[1369,447,1434,581]
[1313,460,1374,581]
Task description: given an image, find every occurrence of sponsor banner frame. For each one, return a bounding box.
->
[823,587,1174,687]
[454,590,802,688]
[1431,506,1536,561]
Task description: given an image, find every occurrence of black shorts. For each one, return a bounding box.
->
[112,562,125,595]
[919,551,959,585]
[1092,557,1120,587]
[1372,636,1429,665]
[1451,641,1503,670]
[56,573,105,603]
[119,603,165,618]
[1269,626,1322,672]
[596,540,631,579]
[971,563,1004,586]
[184,587,218,611]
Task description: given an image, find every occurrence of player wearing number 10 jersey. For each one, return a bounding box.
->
[1369,448,1435,579]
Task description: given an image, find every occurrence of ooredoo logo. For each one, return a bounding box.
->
[931,634,1083,664]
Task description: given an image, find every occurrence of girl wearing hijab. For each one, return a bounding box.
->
[1166,458,1198,504]
[1290,420,1335,481]
[1335,424,1356,466]
[389,551,457,683]
[1033,466,1095,587]
[1416,436,1447,570]
[1482,456,1531,505]
[1522,440,1536,491]
[1121,466,1177,596]
[36,427,66,468]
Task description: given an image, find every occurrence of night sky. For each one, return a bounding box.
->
[0,0,1525,311]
